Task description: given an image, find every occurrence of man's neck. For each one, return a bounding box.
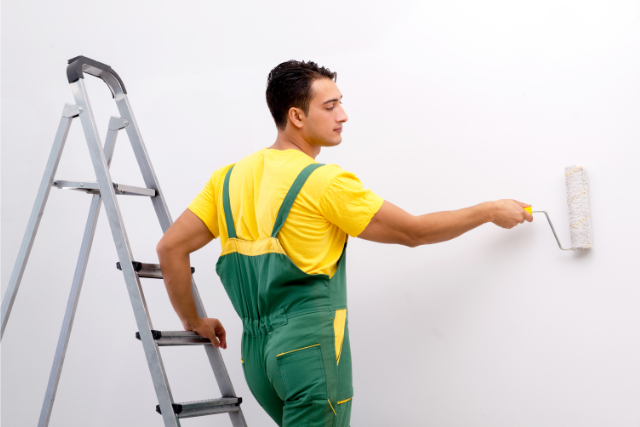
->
[269,131,320,159]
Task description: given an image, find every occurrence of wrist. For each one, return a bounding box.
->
[182,316,203,331]
[480,201,495,223]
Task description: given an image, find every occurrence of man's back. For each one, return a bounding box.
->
[188,147,383,277]
[156,60,532,427]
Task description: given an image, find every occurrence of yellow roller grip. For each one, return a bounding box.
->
[524,206,532,214]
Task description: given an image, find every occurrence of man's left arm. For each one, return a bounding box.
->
[156,209,227,349]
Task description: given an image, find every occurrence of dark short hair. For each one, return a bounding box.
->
[266,60,337,130]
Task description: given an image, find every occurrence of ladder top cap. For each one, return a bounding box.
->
[67,56,127,95]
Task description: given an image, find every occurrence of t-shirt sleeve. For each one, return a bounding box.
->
[318,170,384,237]
[188,166,229,238]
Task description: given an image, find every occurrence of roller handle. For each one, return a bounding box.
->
[66,56,127,96]
[527,206,573,250]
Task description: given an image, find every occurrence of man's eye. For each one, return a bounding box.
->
[326,106,335,111]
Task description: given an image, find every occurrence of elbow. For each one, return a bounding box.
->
[404,233,442,247]
[401,215,444,247]
[404,235,420,248]
[401,216,422,248]
[397,228,420,248]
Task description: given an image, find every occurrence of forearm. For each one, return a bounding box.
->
[411,202,493,246]
[157,248,201,329]
[154,209,227,348]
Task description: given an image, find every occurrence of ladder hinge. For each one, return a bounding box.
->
[135,329,162,340]
[157,403,183,415]
[116,261,142,271]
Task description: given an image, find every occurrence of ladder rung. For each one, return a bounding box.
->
[136,330,211,346]
[156,397,243,418]
[116,261,194,279]
[52,180,156,196]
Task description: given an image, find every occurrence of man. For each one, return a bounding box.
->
[156,60,533,427]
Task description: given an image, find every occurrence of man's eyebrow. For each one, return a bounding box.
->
[322,95,343,105]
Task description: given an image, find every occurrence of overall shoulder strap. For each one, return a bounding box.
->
[222,165,237,239]
[271,163,325,238]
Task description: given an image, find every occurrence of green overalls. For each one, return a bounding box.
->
[216,163,353,427]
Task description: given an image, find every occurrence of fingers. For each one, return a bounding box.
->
[190,317,227,349]
[191,326,220,348]
[216,326,227,350]
[214,320,227,349]
[515,200,533,223]
[210,335,221,348]
[489,199,533,228]
[514,200,533,224]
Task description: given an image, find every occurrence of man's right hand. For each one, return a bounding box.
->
[488,199,533,229]
[186,317,228,349]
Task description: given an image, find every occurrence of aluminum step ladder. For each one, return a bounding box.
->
[0,56,247,427]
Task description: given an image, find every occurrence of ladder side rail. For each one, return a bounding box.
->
[116,96,248,427]
[70,80,180,427]
[191,281,238,395]
[1,104,81,340]
[115,96,173,231]
[193,281,248,427]
[190,275,248,427]
[38,117,127,427]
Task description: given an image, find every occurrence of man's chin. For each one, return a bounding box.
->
[325,136,343,147]
[313,136,342,148]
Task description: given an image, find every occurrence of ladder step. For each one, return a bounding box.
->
[156,397,243,418]
[136,330,211,346]
[116,261,194,279]
[52,180,156,196]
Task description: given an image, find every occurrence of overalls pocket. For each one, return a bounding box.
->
[276,344,328,402]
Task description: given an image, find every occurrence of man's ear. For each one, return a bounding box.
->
[288,107,306,129]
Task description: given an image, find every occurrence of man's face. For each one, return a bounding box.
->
[301,78,348,147]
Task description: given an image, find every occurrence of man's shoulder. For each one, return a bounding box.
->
[209,163,236,183]
[313,163,347,182]
[303,163,357,198]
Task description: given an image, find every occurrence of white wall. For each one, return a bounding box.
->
[2,1,639,426]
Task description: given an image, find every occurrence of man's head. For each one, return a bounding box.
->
[266,60,347,147]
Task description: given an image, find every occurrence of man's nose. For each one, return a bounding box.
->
[338,106,348,123]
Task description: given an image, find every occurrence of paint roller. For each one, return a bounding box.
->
[524,165,592,250]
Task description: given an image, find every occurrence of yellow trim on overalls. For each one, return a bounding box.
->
[337,397,352,405]
[334,309,347,365]
[221,237,286,257]
[276,343,320,358]
[328,400,337,416]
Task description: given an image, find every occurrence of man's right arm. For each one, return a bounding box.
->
[358,199,533,247]
[156,209,227,349]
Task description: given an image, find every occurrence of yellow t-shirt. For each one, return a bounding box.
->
[188,148,384,278]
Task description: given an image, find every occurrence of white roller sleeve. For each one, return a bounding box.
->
[565,165,592,249]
